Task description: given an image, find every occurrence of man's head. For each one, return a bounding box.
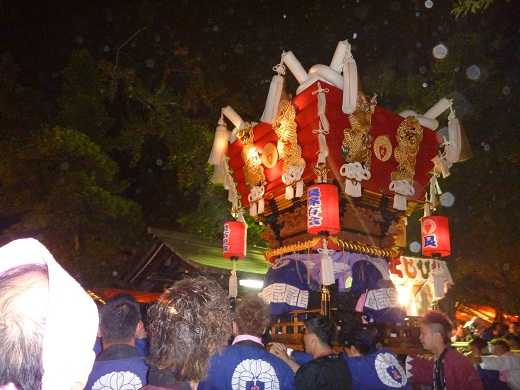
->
[233,295,270,338]
[100,293,142,346]
[0,264,48,390]
[338,327,377,357]
[0,239,99,390]
[419,310,453,354]
[147,276,232,382]
[509,322,520,335]
[303,315,337,357]
[468,336,488,356]
[489,338,510,356]
[503,333,520,350]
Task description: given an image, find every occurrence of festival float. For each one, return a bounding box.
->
[209,39,464,353]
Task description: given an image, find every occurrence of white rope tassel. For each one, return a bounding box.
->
[236,210,246,224]
[389,180,415,211]
[209,111,230,185]
[314,82,330,133]
[257,199,265,215]
[295,180,304,198]
[423,200,431,217]
[312,82,330,166]
[248,185,265,216]
[430,173,440,210]
[208,111,229,166]
[342,42,358,114]
[340,162,371,197]
[249,203,258,217]
[285,185,294,200]
[447,107,461,164]
[318,238,335,286]
[229,260,238,298]
[260,72,285,124]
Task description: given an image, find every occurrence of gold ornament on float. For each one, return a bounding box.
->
[374,135,392,162]
[237,123,265,188]
[261,142,278,168]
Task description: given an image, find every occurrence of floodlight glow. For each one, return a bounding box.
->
[239,279,263,289]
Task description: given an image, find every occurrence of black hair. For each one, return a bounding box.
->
[100,293,141,344]
[305,314,337,347]
[339,327,377,355]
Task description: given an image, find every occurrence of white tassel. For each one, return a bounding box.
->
[257,199,265,215]
[210,162,227,185]
[208,112,229,166]
[296,180,304,198]
[447,117,461,164]
[342,42,358,114]
[389,180,415,211]
[312,82,330,166]
[281,51,310,84]
[433,274,445,299]
[393,194,407,211]
[314,82,330,132]
[345,179,362,197]
[318,238,335,286]
[424,202,431,217]
[430,174,439,209]
[236,210,246,224]
[229,260,238,298]
[260,74,284,124]
[249,203,258,217]
[340,162,370,198]
[286,185,294,200]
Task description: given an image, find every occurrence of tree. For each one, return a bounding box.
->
[0,125,145,285]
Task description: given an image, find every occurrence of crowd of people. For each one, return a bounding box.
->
[1,238,520,390]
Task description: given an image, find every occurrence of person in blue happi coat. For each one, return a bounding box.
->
[199,295,295,390]
[85,293,149,390]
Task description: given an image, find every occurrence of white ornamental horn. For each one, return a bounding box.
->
[281,51,310,85]
[342,41,358,115]
[399,109,439,130]
[424,97,452,120]
[223,106,246,131]
[260,57,286,124]
[330,39,349,72]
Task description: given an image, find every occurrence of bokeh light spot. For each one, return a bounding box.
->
[440,192,455,207]
[410,241,421,253]
[466,65,481,80]
[433,44,448,59]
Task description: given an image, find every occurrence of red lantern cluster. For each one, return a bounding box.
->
[307,184,340,235]
[421,215,451,257]
[223,221,247,259]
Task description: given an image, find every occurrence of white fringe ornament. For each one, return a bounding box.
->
[260,58,285,124]
[229,260,238,298]
[342,42,358,114]
[389,180,415,211]
[318,238,335,286]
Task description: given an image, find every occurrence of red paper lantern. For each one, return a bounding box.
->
[223,221,247,259]
[421,215,451,257]
[307,184,340,235]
